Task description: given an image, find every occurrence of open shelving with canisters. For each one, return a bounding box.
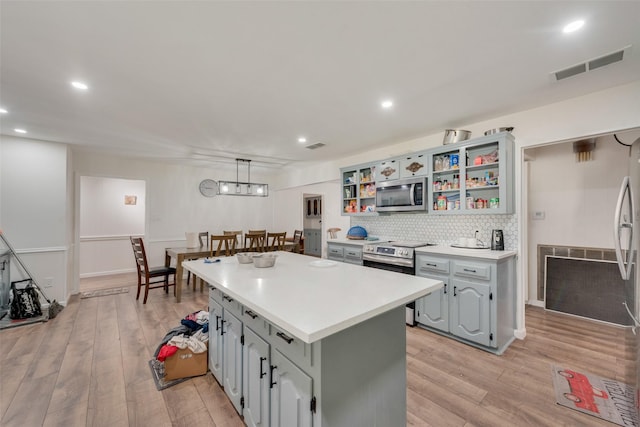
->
[428,132,514,214]
[341,164,377,215]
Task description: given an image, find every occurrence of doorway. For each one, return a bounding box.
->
[303,194,323,257]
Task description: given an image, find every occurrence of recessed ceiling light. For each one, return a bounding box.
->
[71,81,89,90]
[14,128,27,134]
[381,100,394,109]
[298,137,307,143]
[563,20,585,33]
[0,108,7,114]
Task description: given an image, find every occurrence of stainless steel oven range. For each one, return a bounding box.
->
[363,241,436,325]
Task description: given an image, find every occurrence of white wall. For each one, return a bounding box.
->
[0,136,70,303]
[72,151,277,276]
[79,176,146,277]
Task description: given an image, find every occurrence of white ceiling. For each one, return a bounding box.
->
[1,1,639,171]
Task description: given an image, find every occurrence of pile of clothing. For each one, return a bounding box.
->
[152,310,209,370]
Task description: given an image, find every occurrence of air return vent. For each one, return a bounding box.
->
[552,45,630,81]
[306,142,326,150]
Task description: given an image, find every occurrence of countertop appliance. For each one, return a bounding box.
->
[363,240,437,325]
[614,136,639,421]
[375,176,427,213]
[491,229,504,250]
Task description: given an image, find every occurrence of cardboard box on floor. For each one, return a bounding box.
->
[163,347,208,381]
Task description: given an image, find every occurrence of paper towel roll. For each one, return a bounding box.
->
[185,232,199,248]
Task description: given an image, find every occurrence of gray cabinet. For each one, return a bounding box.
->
[303,229,321,257]
[327,242,363,265]
[270,349,313,427]
[415,252,516,354]
[223,309,243,413]
[208,287,408,426]
[429,132,514,214]
[339,131,514,216]
[340,164,377,215]
[243,327,270,427]
[208,294,224,383]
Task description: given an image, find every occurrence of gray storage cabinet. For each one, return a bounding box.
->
[415,253,516,355]
[326,242,363,265]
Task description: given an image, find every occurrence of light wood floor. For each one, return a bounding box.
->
[0,274,634,426]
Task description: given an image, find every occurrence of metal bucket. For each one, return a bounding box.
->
[443,129,471,145]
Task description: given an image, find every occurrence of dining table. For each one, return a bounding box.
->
[165,241,299,302]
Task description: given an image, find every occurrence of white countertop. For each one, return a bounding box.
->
[415,245,517,260]
[183,251,442,344]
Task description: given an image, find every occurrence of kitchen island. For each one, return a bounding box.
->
[183,251,442,427]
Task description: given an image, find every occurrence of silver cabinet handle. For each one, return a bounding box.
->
[614,176,635,280]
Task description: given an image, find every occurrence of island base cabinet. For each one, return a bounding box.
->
[270,349,313,427]
[449,278,492,347]
[243,327,270,427]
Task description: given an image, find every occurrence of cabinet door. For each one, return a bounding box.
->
[449,278,492,346]
[209,297,224,383]
[415,281,449,332]
[376,159,399,181]
[327,244,344,261]
[243,327,270,427]
[303,229,321,257]
[399,153,427,178]
[223,310,243,413]
[270,349,313,427]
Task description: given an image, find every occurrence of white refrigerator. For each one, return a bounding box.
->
[614,137,639,417]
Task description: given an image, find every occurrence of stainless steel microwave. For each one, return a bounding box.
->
[375,176,427,212]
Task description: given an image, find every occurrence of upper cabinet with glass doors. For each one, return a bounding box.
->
[341,164,377,215]
[429,132,514,214]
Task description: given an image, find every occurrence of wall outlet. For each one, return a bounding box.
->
[44,277,53,288]
[532,211,545,220]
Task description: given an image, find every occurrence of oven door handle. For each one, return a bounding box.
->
[362,253,414,267]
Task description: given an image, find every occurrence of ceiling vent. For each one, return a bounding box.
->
[306,142,326,150]
[552,45,631,81]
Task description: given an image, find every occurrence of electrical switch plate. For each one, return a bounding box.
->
[532,211,545,220]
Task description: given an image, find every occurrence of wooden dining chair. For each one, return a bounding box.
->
[187,231,209,289]
[267,232,287,251]
[130,236,176,304]
[210,234,237,257]
[223,230,243,249]
[245,230,266,252]
[292,229,303,253]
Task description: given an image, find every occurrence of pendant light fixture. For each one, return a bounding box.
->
[217,159,269,197]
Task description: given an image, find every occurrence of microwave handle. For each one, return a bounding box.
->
[410,184,416,206]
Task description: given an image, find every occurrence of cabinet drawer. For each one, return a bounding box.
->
[271,324,311,367]
[220,292,243,317]
[452,261,491,281]
[344,247,362,259]
[209,287,224,304]
[328,246,344,258]
[416,256,449,275]
[241,306,270,336]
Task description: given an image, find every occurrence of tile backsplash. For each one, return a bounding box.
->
[352,213,518,249]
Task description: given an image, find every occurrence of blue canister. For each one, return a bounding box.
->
[450,154,459,169]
